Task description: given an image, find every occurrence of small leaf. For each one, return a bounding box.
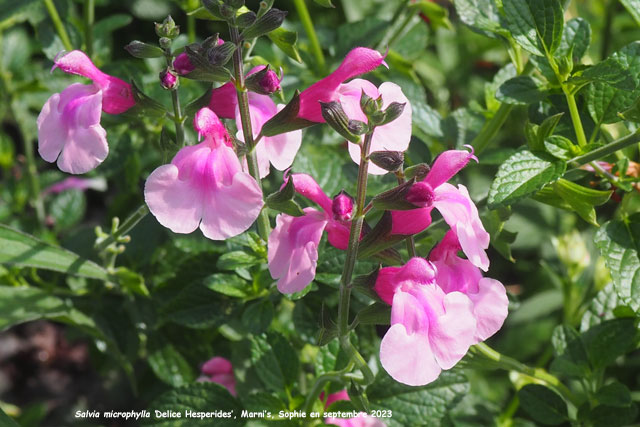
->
[267,27,302,63]
[241,300,274,334]
[148,336,196,387]
[265,177,305,217]
[49,189,86,230]
[544,135,574,160]
[261,90,315,136]
[250,333,299,392]
[216,251,260,270]
[355,303,391,325]
[518,384,569,425]
[503,0,564,56]
[497,76,548,105]
[454,0,503,38]
[241,9,287,40]
[204,273,253,298]
[314,0,334,7]
[124,40,164,58]
[568,57,636,91]
[487,150,567,208]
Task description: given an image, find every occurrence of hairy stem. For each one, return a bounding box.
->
[95,204,149,253]
[292,0,326,73]
[337,133,375,385]
[84,0,94,58]
[163,50,185,146]
[229,26,271,241]
[569,130,640,166]
[44,0,73,51]
[473,343,578,406]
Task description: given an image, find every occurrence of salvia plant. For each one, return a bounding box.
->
[2,0,640,425]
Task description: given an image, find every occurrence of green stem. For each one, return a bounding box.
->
[292,0,326,73]
[95,204,149,253]
[44,0,73,51]
[569,130,640,166]
[601,0,614,60]
[229,26,271,241]
[164,51,185,146]
[187,14,196,44]
[376,0,412,50]
[473,343,578,406]
[337,132,375,386]
[301,372,342,415]
[472,103,514,154]
[84,0,94,58]
[564,90,587,147]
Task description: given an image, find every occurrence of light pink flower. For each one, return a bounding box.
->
[37,84,108,174]
[373,257,476,386]
[268,173,352,294]
[42,176,107,196]
[391,147,490,271]
[429,230,508,342]
[321,390,386,427]
[297,47,387,122]
[144,107,263,240]
[197,356,237,396]
[210,66,302,178]
[38,51,135,174]
[52,50,135,114]
[341,79,412,174]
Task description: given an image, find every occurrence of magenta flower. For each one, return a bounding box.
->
[429,230,508,342]
[173,52,195,75]
[256,68,281,94]
[297,47,387,122]
[391,147,490,270]
[210,66,302,178]
[197,357,237,396]
[268,173,352,294]
[373,257,477,386]
[37,51,135,174]
[339,79,412,174]
[144,107,263,240]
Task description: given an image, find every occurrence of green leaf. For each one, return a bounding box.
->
[518,384,568,425]
[49,189,86,231]
[594,219,640,310]
[544,135,574,160]
[596,382,632,407]
[313,0,334,7]
[587,42,640,124]
[265,177,305,217]
[0,224,108,280]
[160,283,236,328]
[148,336,196,387]
[569,57,636,91]
[550,324,590,377]
[204,273,253,298]
[454,0,503,38]
[487,150,567,208]
[580,284,619,332]
[0,0,41,30]
[0,407,19,427]
[503,0,564,56]
[267,27,302,63]
[216,251,260,270]
[355,303,391,325]
[241,300,274,334]
[553,179,611,225]
[621,0,640,26]
[146,382,243,426]
[557,18,591,62]
[581,318,637,371]
[367,370,469,427]
[496,76,548,105]
[250,333,299,392]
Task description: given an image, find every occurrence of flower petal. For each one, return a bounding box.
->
[390,207,433,235]
[37,93,67,164]
[209,82,238,119]
[468,278,509,342]
[201,357,233,375]
[56,125,108,174]
[290,173,333,213]
[425,148,476,189]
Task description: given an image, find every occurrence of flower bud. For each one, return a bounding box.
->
[173,52,195,75]
[369,150,404,172]
[159,37,172,50]
[405,181,435,208]
[125,40,164,58]
[332,191,354,222]
[320,101,361,143]
[378,102,406,126]
[160,69,178,90]
[241,8,287,39]
[155,15,180,39]
[245,65,281,95]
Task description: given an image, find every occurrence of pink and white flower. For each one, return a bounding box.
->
[210,66,302,178]
[268,173,352,294]
[429,230,508,342]
[197,356,237,396]
[144,107,263,240]
[321,390,386,427]
[37,50,135,174]
[391,147,490,270]
[373,257,477,386]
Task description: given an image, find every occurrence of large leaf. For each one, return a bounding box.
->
[587,42,640,124]
[497,76,548,105]
[503,0,564,56]
[518,384,568,425]
[250,333,299,393]
[621,0,640,26]
[160,283,237,328]
[594,219,640,310]
[487,150,566,208]
[148,336,196,388]
[454,0,503,38]
[146,382,243,426]
[0,224,108,280]
[557,18,591,62]
[367,370,469,427]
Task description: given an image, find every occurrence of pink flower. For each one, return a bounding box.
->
[173,52,195,75]
[210,66,302,178]
[321,390,386,427]
[268,173,352,294]
[297,47,387,122]
[144,107,264,240]
[37,51,135,174]
[160,69,178,89]
[429,231,508,342]
[42,177,107,196]
[52,50,135,114]
[391,147,491,271]
[197,357,237,396]
[373,258,477,386]
[340,79,412,175]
